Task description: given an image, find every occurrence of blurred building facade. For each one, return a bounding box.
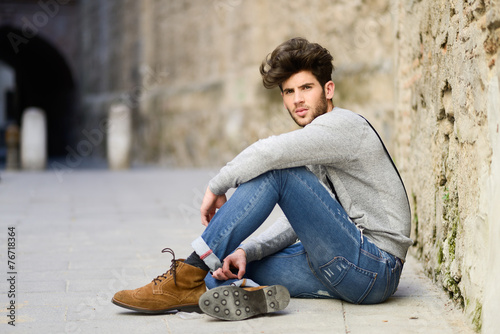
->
[1,0,499,332]
[78,0,396,167]
[0,0,79,159]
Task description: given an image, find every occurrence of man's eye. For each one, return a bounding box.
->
[303,86,311,90]
[284,90,293,95]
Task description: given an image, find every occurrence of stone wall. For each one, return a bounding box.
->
[393,0,500,331]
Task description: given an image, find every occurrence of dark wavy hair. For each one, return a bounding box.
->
[260,37,334,91]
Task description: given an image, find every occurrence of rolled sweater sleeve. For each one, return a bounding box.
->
[238,215,297,263]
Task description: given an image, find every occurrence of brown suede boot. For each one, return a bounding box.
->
[112,248,207,314]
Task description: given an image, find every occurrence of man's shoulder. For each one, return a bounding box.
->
[312,107,363,125]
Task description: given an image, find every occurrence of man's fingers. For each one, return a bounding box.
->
[237,264,246,279]
[212,268,228,280]
[200,207,215,226]
[212,267,237,281]
[200,187,217,226]
[222,260,238,279]
[222,260,232,275]
[201,215,209,226]
[201,216,208,226]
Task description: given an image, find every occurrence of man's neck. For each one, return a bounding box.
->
[328,101,334,112]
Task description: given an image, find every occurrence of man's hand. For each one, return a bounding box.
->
[200,186,227,226]
[212,248,247,281]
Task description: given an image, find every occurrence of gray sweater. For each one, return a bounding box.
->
[208,107,413,261]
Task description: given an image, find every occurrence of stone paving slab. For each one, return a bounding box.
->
[0,169,474,333]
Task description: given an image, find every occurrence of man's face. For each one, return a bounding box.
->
[281,70,335,127]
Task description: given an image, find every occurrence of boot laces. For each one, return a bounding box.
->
[152,248,178,286]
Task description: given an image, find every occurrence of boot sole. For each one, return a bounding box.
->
[111,297,201,314]
[198,285,290,321]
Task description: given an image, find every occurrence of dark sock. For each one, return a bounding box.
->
[185,252,210,272]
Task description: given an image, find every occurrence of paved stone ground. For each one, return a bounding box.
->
[0,168,475,333]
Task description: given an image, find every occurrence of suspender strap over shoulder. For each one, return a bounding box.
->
[357,114,411,211]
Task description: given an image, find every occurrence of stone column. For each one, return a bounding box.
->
[21,107,47,170]
[5,124,20,170]
[107,103,132,170]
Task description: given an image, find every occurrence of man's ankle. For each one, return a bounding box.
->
[185,252,211,272]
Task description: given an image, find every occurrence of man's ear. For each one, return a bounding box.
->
[324,81,335,100]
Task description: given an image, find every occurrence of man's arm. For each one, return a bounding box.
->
[212,215,297,281]
[208,111,363,195]
[238,215,297,263]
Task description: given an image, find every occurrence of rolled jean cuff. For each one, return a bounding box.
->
[191,236,223,272]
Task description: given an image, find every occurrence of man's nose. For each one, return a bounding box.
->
[294,91,304,104]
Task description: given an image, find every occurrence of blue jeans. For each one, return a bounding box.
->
[192,167,403,304]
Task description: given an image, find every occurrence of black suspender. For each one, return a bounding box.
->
[324,114,411,213]
[357,114,411,210]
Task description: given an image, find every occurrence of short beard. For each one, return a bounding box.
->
[314,89,329,118]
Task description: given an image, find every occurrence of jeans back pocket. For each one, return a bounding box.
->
[319,257,377,304]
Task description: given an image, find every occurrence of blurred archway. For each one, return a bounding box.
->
[0,25,76,162]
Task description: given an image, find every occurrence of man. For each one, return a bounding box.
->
[112,37,412,321]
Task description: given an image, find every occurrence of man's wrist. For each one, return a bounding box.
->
[235,248,247,258]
